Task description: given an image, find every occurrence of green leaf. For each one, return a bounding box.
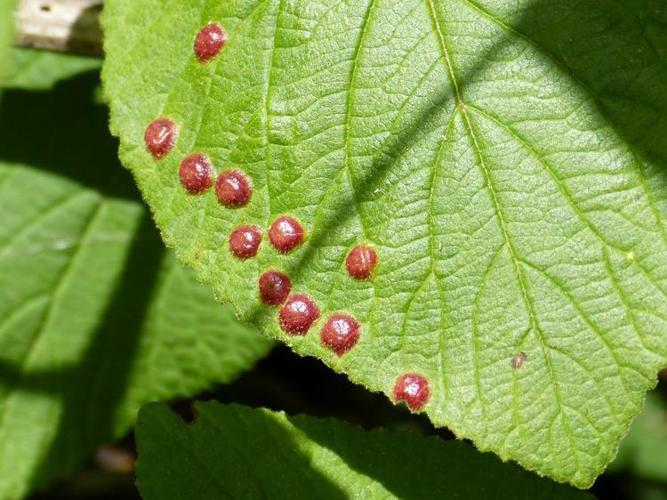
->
[103,0,667,487]
[610,390,667,483]
[2,48,101,90]
[136,401,591,500]
[0,57,272,499]
[0,0,18,86]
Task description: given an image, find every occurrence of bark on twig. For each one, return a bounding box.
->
[14,0,103,57]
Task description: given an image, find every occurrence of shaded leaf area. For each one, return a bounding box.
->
[593,381,667,500]
[0,59,271,500]
[136,402,591,500]
[104,0,667,487]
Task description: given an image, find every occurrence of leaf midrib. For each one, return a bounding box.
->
[425,0,583,478]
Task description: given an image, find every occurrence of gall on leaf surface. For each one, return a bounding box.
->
[103,0,667,487]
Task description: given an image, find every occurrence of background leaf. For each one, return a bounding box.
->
[0,0,18,86]
[3,48,101,90]
[0,51,272,500]
[136,401,591,500]
[103,0,667,487]
[610,390,667,483]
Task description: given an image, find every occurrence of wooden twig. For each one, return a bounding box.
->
[14,0,103,56]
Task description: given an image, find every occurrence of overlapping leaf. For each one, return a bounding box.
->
[136,402,590,499]
[103,0,667,487]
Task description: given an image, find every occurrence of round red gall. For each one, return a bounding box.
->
[279,294,320,335]
[194,23,227,63]
[393,373,430,411]
[144,118,177,159]
[259,271,292,306]
[179,154,214,194]
[215,170,252,208]
[229,225,262,260]
[346,244,378,280]
[320,314,361,356]
[269,216,305,254]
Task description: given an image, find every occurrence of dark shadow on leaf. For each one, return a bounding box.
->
[508,0,667,175]
[0,212,166,494]
[0,69,167,493]
[292,416,590,500]
[135,402,348,500]
[138,402,587,500]
[0,71,136,200]
[26,212,166,492]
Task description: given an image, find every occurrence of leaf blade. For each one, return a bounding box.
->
[136,402,591,500]
[103,0,667,486]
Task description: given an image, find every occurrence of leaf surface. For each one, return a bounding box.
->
[136,401,591,500]
[0,56,271,499]
[2,48,101,90]
[0,0,17,86]
[103,0,667,487]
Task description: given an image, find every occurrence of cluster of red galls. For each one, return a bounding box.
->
[141,22,430,412]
